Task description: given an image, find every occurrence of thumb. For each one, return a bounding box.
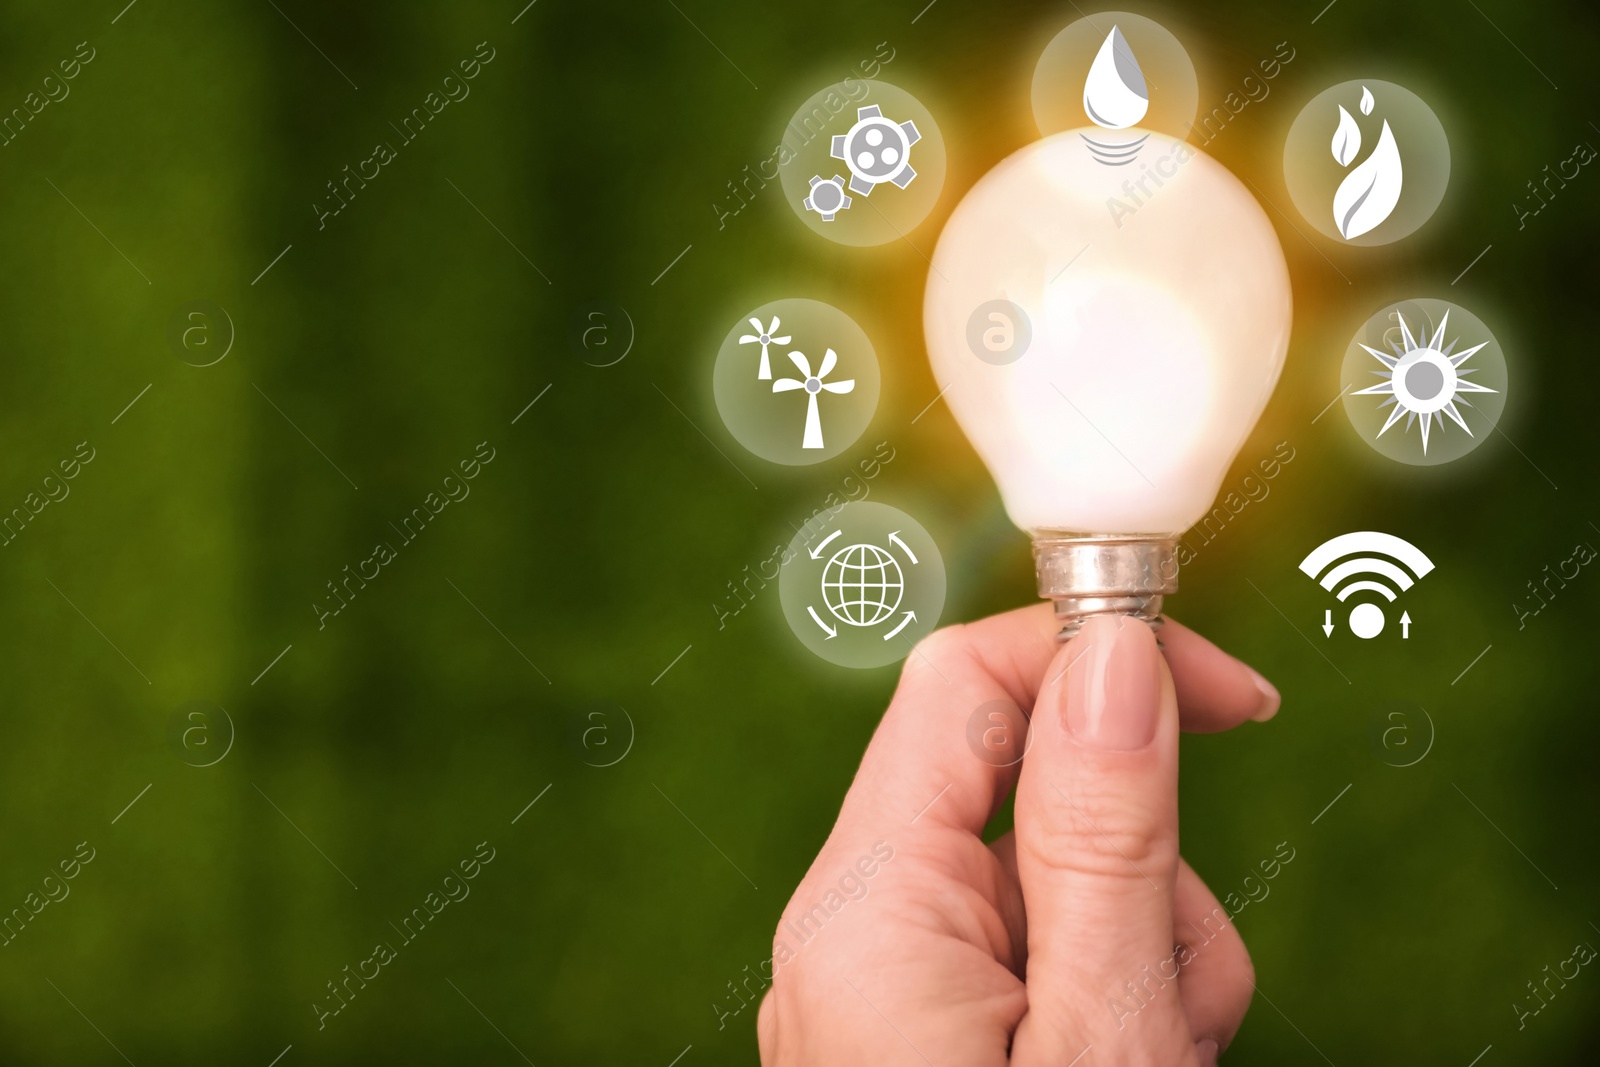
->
[1009,615,1196,1066]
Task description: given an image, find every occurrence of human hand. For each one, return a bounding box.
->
[757,606,1280,1065]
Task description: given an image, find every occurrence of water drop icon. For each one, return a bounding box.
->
[1082,26,1148,129]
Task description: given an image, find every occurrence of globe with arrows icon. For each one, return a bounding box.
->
[778,501,947,669]
[821,542,904,627]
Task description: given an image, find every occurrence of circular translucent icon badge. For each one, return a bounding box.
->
[1341,298,1507,465]
[779,501,945,669]
[714,299,880,465]
[779,81,945,246]
[1032,13,1198,149]
[1284,80,1450,245]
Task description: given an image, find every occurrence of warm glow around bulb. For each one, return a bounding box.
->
[925,130,1292,535]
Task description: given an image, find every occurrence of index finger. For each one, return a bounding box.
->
[833,602,1061,841]
[833,605,1277,842]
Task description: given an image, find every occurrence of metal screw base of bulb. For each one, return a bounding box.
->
[1032,534,1179,641]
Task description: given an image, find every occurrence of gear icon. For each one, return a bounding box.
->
[802,174,852,222]
[831,105,920,196]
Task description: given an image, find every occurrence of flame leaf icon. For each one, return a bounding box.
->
[1331,105,1362,167]
[1333,119,1404,239]
[1360,85,1375,115]
[1083,25,1148,129]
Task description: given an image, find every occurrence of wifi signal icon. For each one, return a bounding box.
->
[1298,532,1435,640]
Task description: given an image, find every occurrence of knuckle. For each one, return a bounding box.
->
[902,622,973,680]
[1026,783,1175,880]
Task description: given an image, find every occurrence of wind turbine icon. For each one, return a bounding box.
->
[738,316,790,381]
[773,349,855,449]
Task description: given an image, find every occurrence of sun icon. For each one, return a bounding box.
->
[1351,310,1498,454]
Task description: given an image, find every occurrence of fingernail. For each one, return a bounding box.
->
[1195,1037,1220,1066]
[1247,668,1280,722]
[1067,616,1160,750]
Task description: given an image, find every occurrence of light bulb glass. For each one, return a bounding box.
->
[924,130,1292,625]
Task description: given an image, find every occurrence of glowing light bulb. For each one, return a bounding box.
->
[924,130,1292,634]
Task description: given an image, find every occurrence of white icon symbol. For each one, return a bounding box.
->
[831,105,920,196]
[803,174,852,221]
[738,315,791,381]
[804,528,920,641]
[1332,85,1403,239]
[1299,532,1434,640]
[1081,25,1150,165]
[1352,310,1496,454]
[773,348,855,449]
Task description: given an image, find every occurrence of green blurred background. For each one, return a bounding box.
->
[0,0,1595,1062]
